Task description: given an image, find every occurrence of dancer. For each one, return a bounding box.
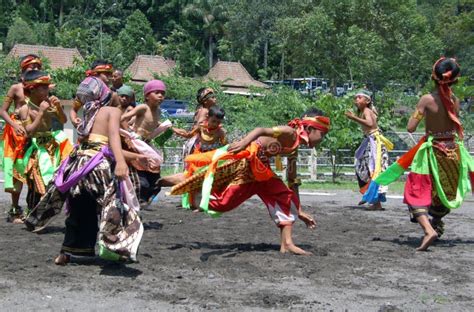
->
[0,54,42,222]
[120,80,171,206]
[345,90,393,210]
[362,57,474,251]
[170,108,330,255]
[172,105,227,153]
[18,71,72,213]
[182,87,218,156]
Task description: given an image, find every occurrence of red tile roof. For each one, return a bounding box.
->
[205,61,269,89]
[127,55,176,81]
[7,44,83,69]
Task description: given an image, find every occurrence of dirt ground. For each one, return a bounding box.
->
[0,188,473,311]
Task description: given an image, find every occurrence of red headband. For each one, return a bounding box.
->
[20,56,42,70]
[301,116,330,134]
[23,75,54,90]
[85,64,113,77]
[287,115,331,148]
[431,57,460,85]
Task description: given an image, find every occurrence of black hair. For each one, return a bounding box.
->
[91,59,112,69]
[196,87,207,101]
[23,70,48,82]
[433,58,460,86]
[208,105,225,119]
[301,107,325,118]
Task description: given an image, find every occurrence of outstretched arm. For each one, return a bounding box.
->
[120,104,146,122]
[345,109,376,128]
[407,95,427,133]
[286,152,316,229]
[228,125,295,153]
[172,126,198,138]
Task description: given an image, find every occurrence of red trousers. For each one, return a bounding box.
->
[209,178,300,227]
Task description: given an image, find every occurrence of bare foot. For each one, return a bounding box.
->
[54,253,70,265]
[298,212,316,229]
[12,217,24,224]
[416,231,438,251]
[280,243,312,256]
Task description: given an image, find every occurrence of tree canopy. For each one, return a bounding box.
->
[0,0,471,86]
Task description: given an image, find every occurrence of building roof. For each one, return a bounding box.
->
[7,44,83,69]
[127,55,176,82]
[204,61,269,89]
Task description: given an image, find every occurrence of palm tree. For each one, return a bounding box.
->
[183,0,227,69]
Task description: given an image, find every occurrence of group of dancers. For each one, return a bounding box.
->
[1,54,472,266]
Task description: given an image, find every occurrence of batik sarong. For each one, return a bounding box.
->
[23,130,72,210]
[170,143,300,226]
[363,134,474,226]
[2,114,27,192]
[355,130,393,200]
[25,135,143,261]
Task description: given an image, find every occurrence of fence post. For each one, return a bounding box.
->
[173,154,180,173]
[310,150,317,181]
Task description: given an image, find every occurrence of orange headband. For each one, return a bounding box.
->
[85,64,113,77]
[20,57,42,70]
[23,75,54,90]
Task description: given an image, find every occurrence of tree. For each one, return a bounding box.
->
[183,0,227,69]
[115,9,157,67]
[5,17,38,49]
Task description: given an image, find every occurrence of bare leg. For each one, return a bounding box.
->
[416,215,438,251]
[280,225,311,255]
[160,173,186,187]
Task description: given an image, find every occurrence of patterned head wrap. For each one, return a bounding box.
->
[76,76,112,137]
[85,64,113,77]
[431,57,463,138]
[287,115,331,147]
[197,87,215,104]
[20,55,42,71]
[23,72,54,90]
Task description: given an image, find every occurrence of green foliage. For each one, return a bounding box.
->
[5,17,38,49]
[115,9,156,68]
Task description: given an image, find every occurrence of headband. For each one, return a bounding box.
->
[20,56,42,70]
[23,75,54,90]
[431,57,460,85]
[85,64,113,77]
[197,88,215,104]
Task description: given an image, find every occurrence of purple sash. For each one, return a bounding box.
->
[54,146,113,193]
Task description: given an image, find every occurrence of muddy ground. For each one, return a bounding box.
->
[0,188,473,311]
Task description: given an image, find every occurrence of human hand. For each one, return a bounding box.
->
[12,123,26,136]
[345,111,355,119]
[298,211,316,229]
[39,100,51,112]
[49,96,61,108]
[72,117,82,127]
[114,161,129,180]
[227,138,250,153]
